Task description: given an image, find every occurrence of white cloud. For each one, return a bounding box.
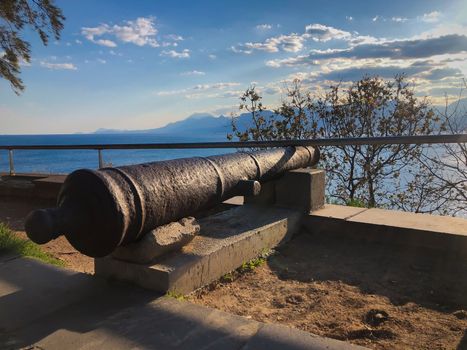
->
[372,16,380,22]
[181,70,205,76]
[266,56,320,68]
[155,82,240,97]
[419,11,441,23]
[160,49,190,58]
[40,61,77,70]
[234,33,305,53]
[165,34,184,41]
[97,58,107,64]
[95,39,117,47]
[75,39,82,45]
[156,89,188,96]
[256,24,272,30]
[346,16,353,21]
[193,82,240,90]
[162,41,178,47]
[304,24,352,42]
[81,17,160,48]
[208,54,217,59]
[392,17,408,23]
[233,23,353,54]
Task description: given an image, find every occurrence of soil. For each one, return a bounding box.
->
[1,196,466,349]
[189,233,467,350]
[0,197,94,273]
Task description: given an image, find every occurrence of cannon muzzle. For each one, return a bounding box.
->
[25,146,319,257]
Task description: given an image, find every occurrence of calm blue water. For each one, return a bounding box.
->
[0,133,234,174]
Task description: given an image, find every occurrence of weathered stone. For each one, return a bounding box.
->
[96,205,302,293]
[244,181,276,206]
[275,168,325,213]
[112,217,200,264]
[245,168,326,213]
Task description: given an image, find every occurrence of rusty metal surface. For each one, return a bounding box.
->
[25,146,319,257]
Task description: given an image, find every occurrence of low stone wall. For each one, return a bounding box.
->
[0,174,65,201]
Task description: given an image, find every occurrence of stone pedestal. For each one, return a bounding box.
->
[95,168,326,294]
[246,168,325,213]
[95,205,301,294]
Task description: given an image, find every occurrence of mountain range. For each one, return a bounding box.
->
[93,98,466,135]
[93,111,275,136]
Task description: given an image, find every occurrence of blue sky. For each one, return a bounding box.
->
[1,0,466,134]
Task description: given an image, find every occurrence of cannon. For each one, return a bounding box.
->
[25,146,319,257]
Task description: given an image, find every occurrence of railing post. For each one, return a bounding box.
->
[8,149,15,176]
[98,149,104,169]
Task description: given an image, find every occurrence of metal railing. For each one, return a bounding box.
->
[1,134,466,176]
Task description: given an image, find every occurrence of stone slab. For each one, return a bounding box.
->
[0,174,64,201]
[112,217,200,263]
[33,175,67,184]
[95,205,302,293]
[349,208,467,236]
[275,168,325,213]
[1,258,364,350]
[310,204,368,220]
[0,257,105,333]
[304,205,467,256]
[28,297,261,350]
[246,168,325,213]
[243,323,367,350]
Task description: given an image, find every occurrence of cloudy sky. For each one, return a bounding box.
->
[1,0,466,134]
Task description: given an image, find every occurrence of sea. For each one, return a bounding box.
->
[0,133,234,174]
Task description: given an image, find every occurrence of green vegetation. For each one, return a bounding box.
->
[0,222,64,266]
[239,256,266,273]
[221,250,272,284]
[220,272,235,283]
[165,290,186,301]
[0,0,65,93]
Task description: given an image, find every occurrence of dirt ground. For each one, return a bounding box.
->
[0,197,94,273]
[1,197,466,349]
[189,233,467,350]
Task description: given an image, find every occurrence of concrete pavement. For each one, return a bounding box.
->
[0,255,366,350]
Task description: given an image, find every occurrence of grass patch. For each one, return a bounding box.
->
[239,256,266,273]
[0,222,64,266]
[165,290,186,301]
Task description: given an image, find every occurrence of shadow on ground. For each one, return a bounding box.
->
[0,256,264,350]
[0,254,354,350]
[268,232,467,312]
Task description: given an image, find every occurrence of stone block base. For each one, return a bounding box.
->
[95,205,301,294]
[246,168,325,213]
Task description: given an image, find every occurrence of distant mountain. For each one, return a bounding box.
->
[429,98,467,132]
[92,111,274,136]
[93,99,467,137]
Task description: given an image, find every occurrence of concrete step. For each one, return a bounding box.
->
[0,256,366,350]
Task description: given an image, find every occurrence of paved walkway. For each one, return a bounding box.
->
[0,255,365,350]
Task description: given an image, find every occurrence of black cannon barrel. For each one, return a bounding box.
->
[25,146,319,257]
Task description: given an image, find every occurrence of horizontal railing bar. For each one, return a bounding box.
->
[0,134,465,150]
